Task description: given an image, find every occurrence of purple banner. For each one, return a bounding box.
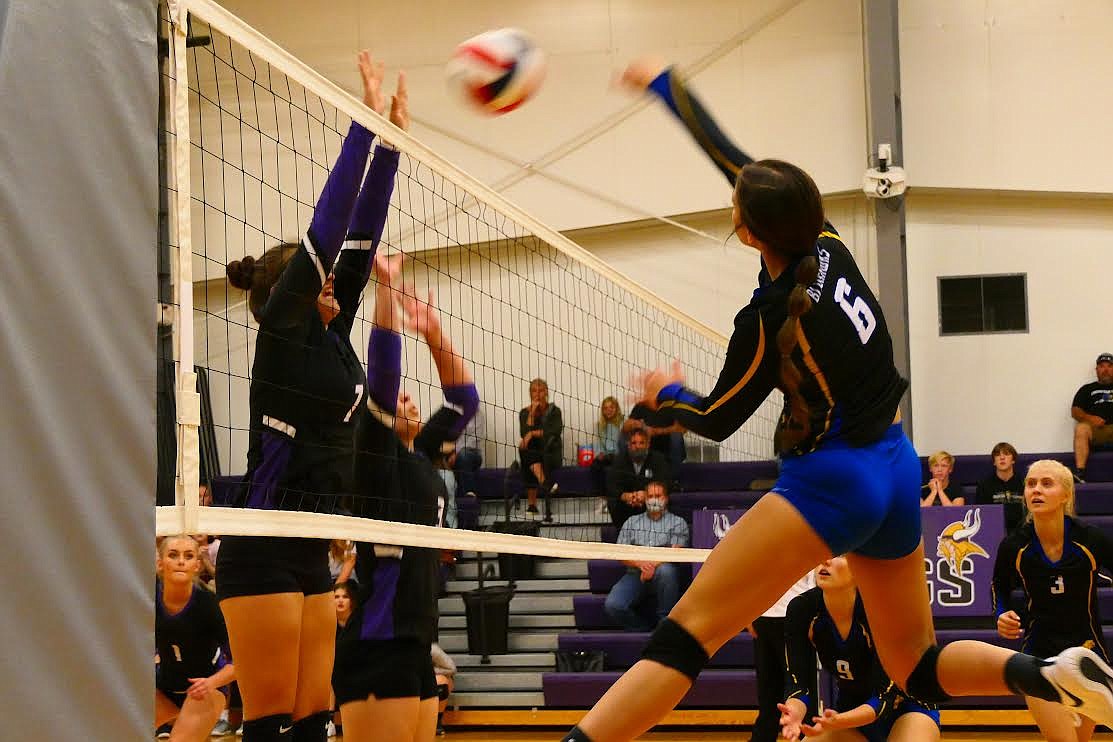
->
[693,505,1005,617]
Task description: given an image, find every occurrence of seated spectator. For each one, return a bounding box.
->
[518,378,563,517]
[590,396,625,503]
[431,643,457,736]
[328,581,357,738]
[328,539,356,585]
[629,402,686,476]
[454,408,485,498]
[975,441,1026,534]
[920,450,964,507]
[606,425,671,529]
[604,481,689,631]
[1072,352,1113,482]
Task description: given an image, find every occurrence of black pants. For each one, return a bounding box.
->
[751,616,815,742]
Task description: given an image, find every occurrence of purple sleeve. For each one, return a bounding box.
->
[442,384,480,438]
[305,122,375,272]
[366,327,402,411]
[348,145,400,242]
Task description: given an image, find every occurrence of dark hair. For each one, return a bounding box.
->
[991,441,1018,460]
[628,427,649,443]
[734,161,824,453]
[226,243,299,323]
[333,580,357,597]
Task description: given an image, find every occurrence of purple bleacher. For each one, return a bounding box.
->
[926,450,1113,487]
[1075,484,1113,515]
[558,632,753,669]
[471,465,591,500]
[676,460,779,491]
[586,561,693,596]
[668,490,762,519]
[543,669,757,708]
[574,594,612,629]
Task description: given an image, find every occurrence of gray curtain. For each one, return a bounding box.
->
[0,1,157,738]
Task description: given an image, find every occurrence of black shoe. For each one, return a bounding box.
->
[526,504,539,514]
[1075,468,1087,484]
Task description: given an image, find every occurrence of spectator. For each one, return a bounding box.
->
[604,481,689,631]
[606,425,671,529]
[328,581,357,738]
[431,643,457,736]
[454,408,485,497]
[629,402,686,476]
[1072,352,1113,482]
[920,450,964,507]
[328,540,356,585]
[518,378,563,517]
[590,396,625,506]
[975,442,1026,534]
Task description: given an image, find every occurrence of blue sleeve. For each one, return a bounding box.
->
[655,307,778,442]
[646,67,755,186]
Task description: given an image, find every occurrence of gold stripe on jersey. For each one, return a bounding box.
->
[1076,542,1107,661]
[663,315,767,416]
[820,230,843,243]
[795,325,835,446]
[669,72,742,180]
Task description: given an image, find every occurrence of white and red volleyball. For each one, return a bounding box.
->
[447,28,546,115]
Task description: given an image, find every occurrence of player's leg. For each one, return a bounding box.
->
[1026,695,1096,742]
[340,696,421,741]
[155,690,181,730]
[168,691,226,742]
[1075,422,1093,473]
[885,708,941,742]
[571,493,831,741]
[221,593,303,723]
[291,591,336,730]
[413,697,439,741]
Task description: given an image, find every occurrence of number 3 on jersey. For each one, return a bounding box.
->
[834,277,877,344]
[1051,575,1065,595]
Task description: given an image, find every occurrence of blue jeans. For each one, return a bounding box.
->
[604,563,683,632]
[454,447,482,496]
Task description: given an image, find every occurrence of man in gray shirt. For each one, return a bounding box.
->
[604,481,689,631]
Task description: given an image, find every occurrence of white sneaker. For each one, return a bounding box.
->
[211,719,234,736]
[235,723,244,737]
[325,720,337,738]
[1048,646,1113,728]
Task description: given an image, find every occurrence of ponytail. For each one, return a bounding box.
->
[774,256,820,453]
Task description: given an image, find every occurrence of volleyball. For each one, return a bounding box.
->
[446,28,546,115]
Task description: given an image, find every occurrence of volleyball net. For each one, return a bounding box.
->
[156,0,781,563]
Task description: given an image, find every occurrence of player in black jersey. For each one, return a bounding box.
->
[994,460,1113,741]
[156,536,235,741]
[779,557,939,741]
[561,59,1113,742]
[333,253,479,741]
[216,53,408,742]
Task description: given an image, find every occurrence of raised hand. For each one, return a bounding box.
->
[373,252,403,287]
[389,70,410,131]
[618,56,669,93]
[358,50,387,115]
[630,359,684,409]
[401,286,440,339]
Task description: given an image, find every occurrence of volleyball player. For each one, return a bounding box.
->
[559,58,1113,742]
[333,253,478,741]
[217,52,408,741]
[779,557,939,741]
[156,536,236,742]
[994,460,1113,741]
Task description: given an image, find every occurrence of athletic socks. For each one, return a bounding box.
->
[291,710,330,742]
[561,726,594,742]
[1005,653,1062,702]
[240,713,293,740]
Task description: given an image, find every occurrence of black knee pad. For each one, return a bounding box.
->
[241,713,293,740]
[641,617,709,682]
[437,682,451,701]
[291,710,329,742]
[905,645,952,703]
[561,726,594,742]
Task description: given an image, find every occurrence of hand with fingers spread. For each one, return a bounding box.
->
[357,50,387,115]
[630,359,684,409]
[778,699,807,741]
[402,286,440,340]
[618,56,669,93]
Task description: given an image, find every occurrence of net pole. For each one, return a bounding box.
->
[176,0,727,349]
[169,0,201,535]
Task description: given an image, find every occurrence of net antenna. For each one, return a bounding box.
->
[158,0,781,560]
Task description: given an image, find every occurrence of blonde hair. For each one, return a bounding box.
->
[928,450,954,469]
[1025,459,1076,518]
[157,534,197,557]
[597,396,624,435]
[329,539,354,562]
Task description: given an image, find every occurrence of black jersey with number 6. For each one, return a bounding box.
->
[992,516,1113,660]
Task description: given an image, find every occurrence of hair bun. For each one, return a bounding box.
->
[226,255,256,290]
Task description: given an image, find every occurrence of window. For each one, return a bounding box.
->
[938,274,1028,335]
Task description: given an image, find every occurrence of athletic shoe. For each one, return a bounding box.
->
[235,723,244,737]
[526,504,539,515]
[211,719,234,736]
[325,720,337,738]
[156,723,172,739]
[1047,646,1113,728]
[1074,468,1088,484]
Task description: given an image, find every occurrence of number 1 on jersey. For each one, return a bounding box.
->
[834,277,877,344]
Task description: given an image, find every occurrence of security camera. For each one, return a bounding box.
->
[862,143,907,199]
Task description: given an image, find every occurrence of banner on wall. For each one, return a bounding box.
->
[692,504,1005,617]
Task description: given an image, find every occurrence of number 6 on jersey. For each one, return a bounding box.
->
[834,277,877,344]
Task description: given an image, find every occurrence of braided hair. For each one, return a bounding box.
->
[734,159,824,452]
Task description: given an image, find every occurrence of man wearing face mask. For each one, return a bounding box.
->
[606,426,671,530]
[604,481,689,631]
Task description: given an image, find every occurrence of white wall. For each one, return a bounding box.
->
[906,192,1113,457]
